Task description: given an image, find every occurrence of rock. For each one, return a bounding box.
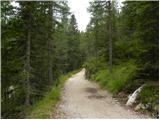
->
[118,92,126,98]
[145,103,152,111]
[134,103,145,111]
[126,84,145,106]
[114,99,118,103]
[128,94,131,99]
[153,105,159,112]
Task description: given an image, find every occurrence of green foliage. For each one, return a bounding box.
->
[83,0,158,98]
[54,12,81,73]
[1,1,82,118]
[139,84,159,105]
[105,62,137,94]
[27,70,79,119]
[83,57,107,79]
[27,87,60,119]
[2,0,159,118]
[85,59,137,94]
[119,1,159,79]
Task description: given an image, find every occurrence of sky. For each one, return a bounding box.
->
[11,0,124,32]
[69,0,124,32]
[68,0,91,32]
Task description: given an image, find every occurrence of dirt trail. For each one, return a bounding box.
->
[53,69,151,119]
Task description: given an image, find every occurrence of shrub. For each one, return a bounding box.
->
[139,84,159,105]
[85,60,137,94]
[83,57,107,79]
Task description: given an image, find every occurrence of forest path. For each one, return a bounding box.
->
[52,69,150,119]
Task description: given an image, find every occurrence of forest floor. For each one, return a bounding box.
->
[51,69,151,119]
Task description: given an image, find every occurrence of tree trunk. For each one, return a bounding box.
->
[108,0,112,73]
[48,2,53,83]
[48,39,53,83]
[95,19,98,62]
[25,24,31,105]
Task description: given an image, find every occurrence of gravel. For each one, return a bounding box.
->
[53,69,151,119]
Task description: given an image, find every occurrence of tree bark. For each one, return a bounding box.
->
[108,0,112,73]
[48,38,53,83]
[25,24,31,105]
[48,2,53,83]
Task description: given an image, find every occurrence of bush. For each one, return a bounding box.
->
[83,57,107,79]
[107,61,137,93]
[85,59,137,94]
[139,84,159,105]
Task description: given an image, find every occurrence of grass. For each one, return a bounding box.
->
[139,84,159,105]
[85,58,159,117]
[89,61,137,94]
[137,84,159,117]
[26,70,80,119]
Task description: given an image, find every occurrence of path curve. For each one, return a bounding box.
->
[53,69,151,119]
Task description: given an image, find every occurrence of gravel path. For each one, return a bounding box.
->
[53,69,151,119]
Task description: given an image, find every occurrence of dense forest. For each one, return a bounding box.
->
[2,1,82,118]
[1,0,159,118]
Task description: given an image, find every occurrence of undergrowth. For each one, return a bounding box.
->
[26,70,79,119]
[84,58,137,94]
[84,58,159,117]
[139,84,159,105]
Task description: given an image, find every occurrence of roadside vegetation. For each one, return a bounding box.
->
[85,60,137,94]
[27,70,79,119]
[82,1,158,118]
[2,0,158,119]
[84,59,158,117]
[2,1,82,118]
